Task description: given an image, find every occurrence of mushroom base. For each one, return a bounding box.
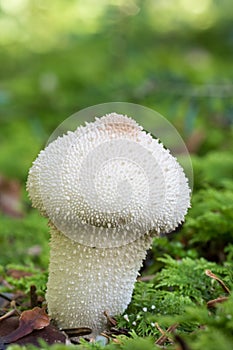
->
[46,227,154,336]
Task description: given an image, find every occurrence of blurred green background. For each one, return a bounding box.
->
[0,0,233,267]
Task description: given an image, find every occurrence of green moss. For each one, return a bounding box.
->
[182,185,233,261]
[0,210,49,268]
[192,151,233,190]
[0,264,48,296]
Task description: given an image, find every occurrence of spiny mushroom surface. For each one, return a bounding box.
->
[27,113,190,335]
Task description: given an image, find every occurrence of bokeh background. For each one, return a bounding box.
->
[0,0,233,267]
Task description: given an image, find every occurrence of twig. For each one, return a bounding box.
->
[0,293,13,303]
[61,327,92,337]
[103,310,117,326]
[30,285,38,308]
[0,309,17,322]
[155,323,178,345]
[207,296,229,308]
[0,293,21,307]
[0,301,20,322]
[205,270,230,294]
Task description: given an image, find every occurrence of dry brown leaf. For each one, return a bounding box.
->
[0,315,66,347]
[2,307,49,344]
[20,307,49,330]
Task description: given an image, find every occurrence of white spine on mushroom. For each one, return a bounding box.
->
[27,113,190,334]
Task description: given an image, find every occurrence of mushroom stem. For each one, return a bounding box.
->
[46,226,153,335]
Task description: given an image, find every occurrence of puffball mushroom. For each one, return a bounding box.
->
[27,113,190,336]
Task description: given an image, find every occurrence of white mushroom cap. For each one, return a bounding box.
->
[27,113,190,248]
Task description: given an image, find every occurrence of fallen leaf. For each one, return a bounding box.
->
[2,307,49,344]
[20,307,49,330]
[0,315,66,347]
